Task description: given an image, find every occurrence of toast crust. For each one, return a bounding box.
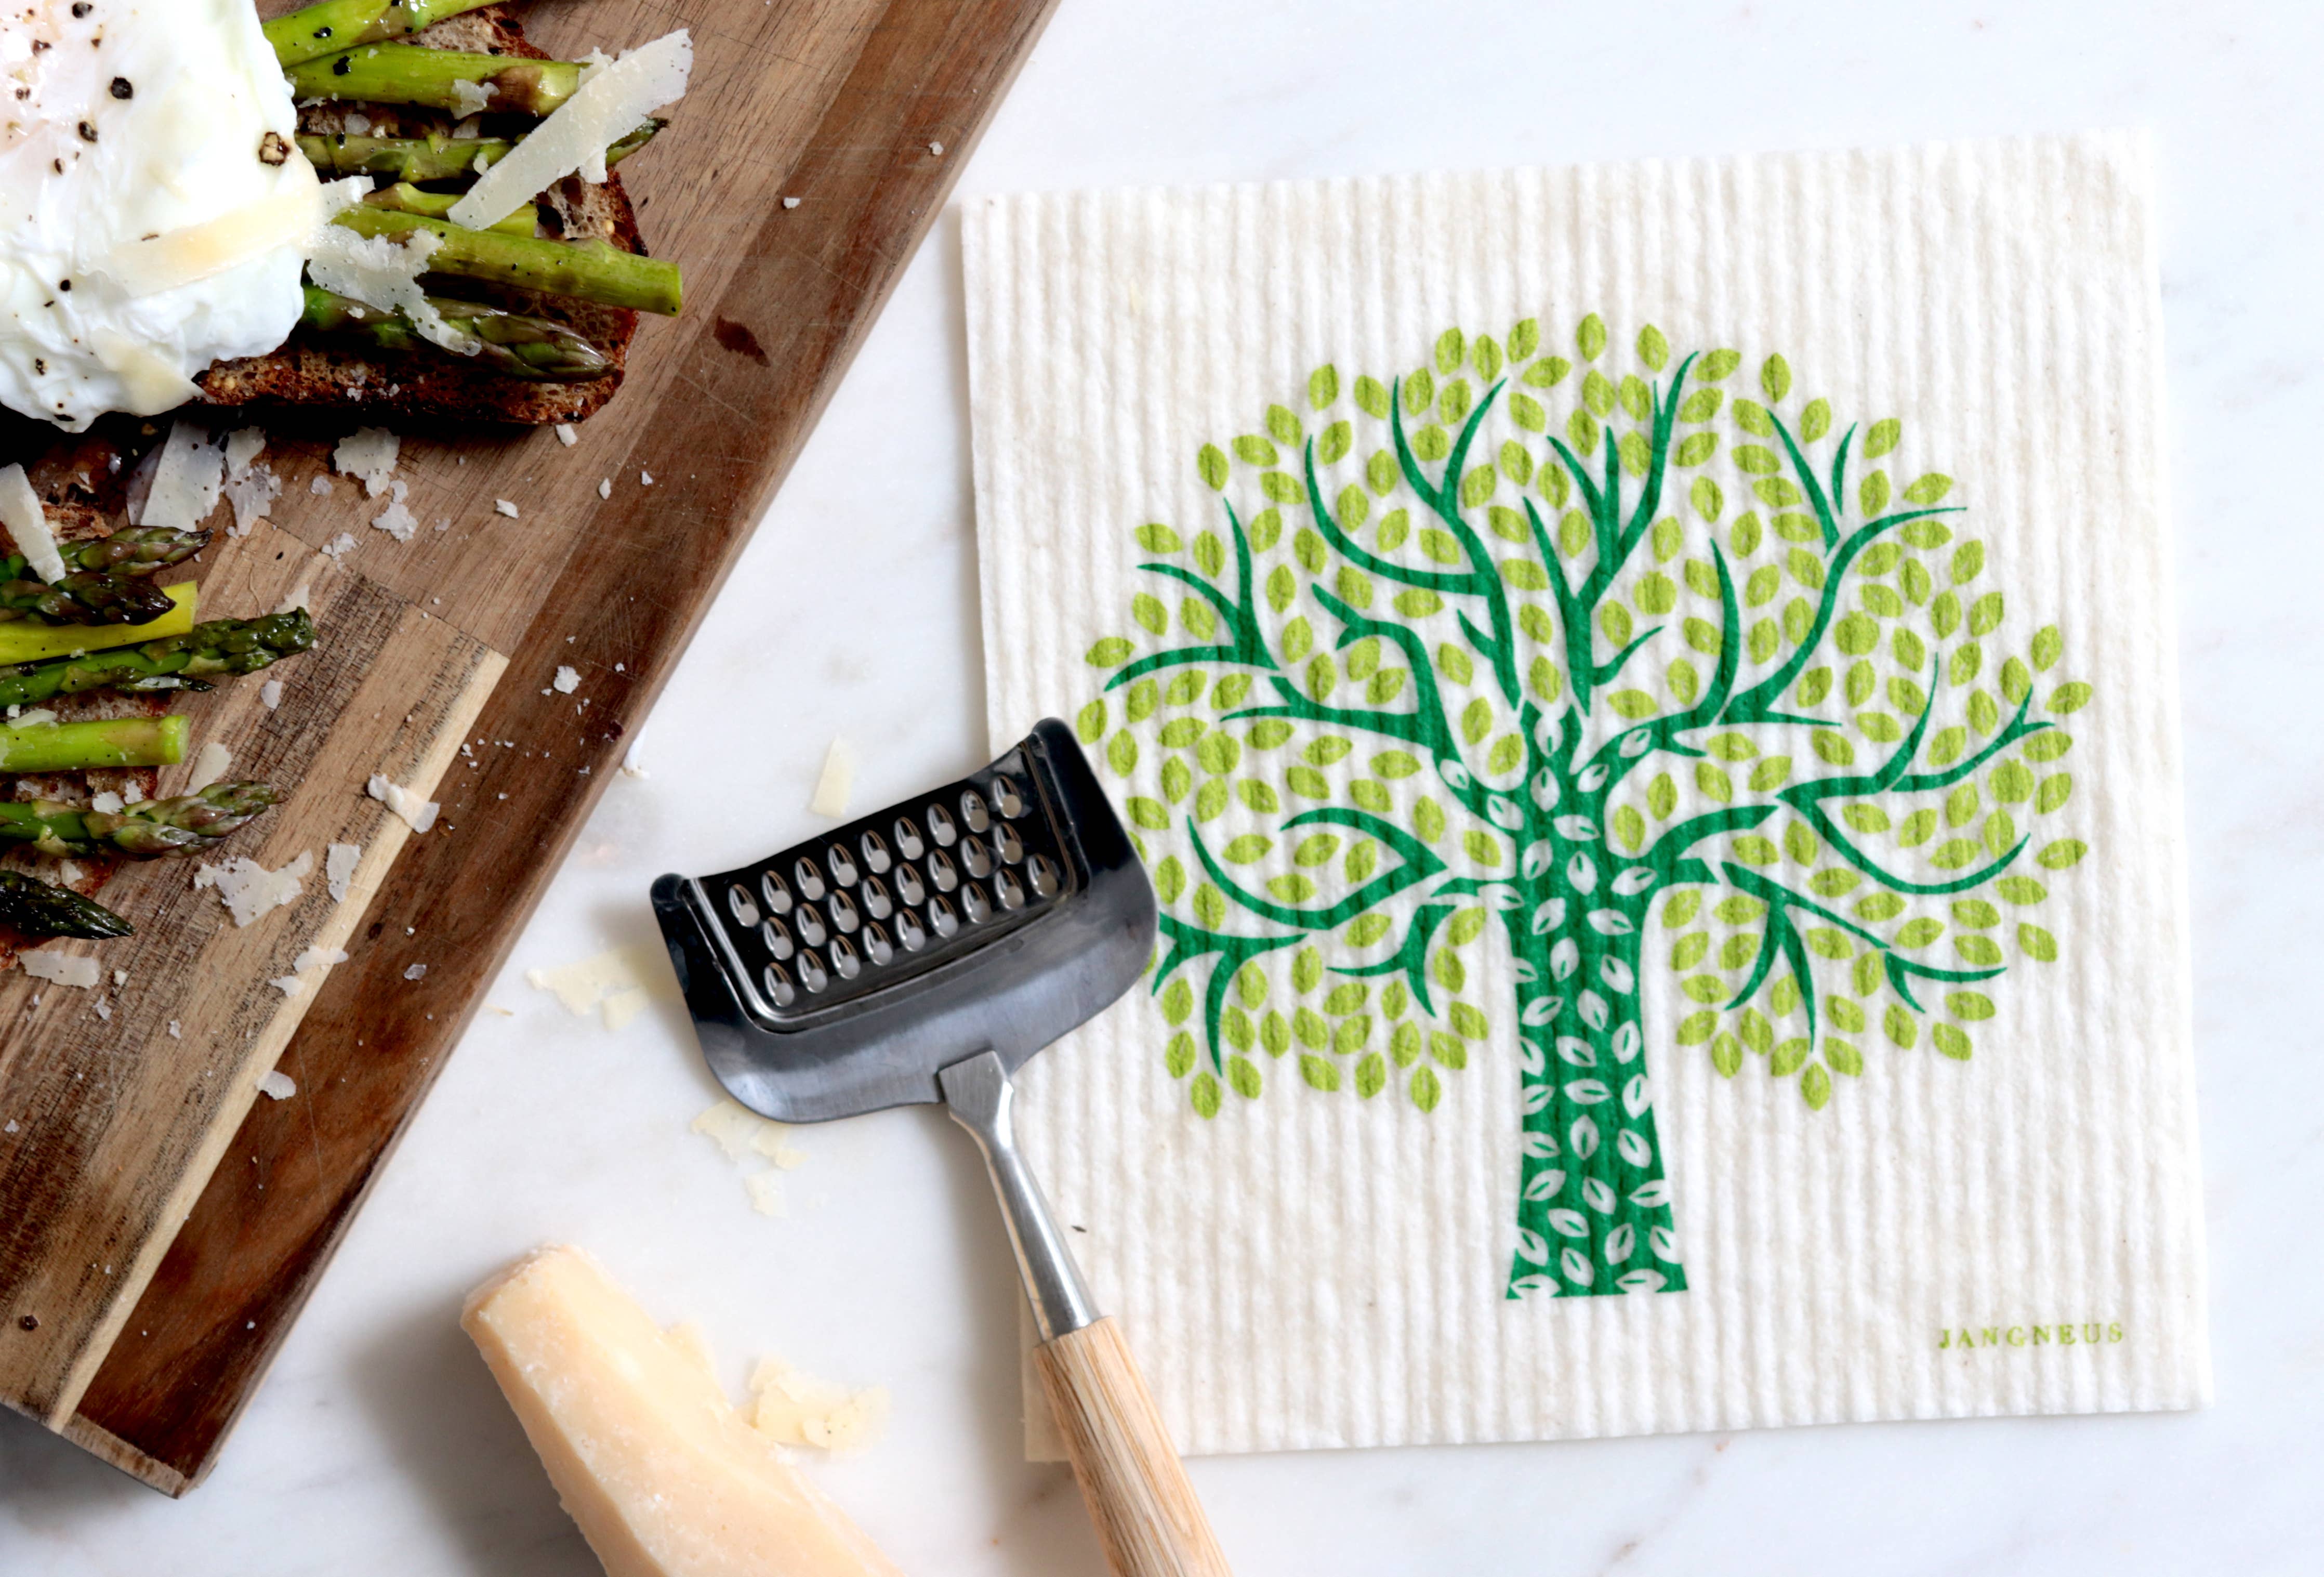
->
[196,6,648,428]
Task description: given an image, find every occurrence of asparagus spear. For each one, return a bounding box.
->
[267,0,500,69]
[1,529,210,627]
[0,782,280,859]
[0,612,316,711]
[290,45,581,117]
[365,182,539,238]
[0,584,196,668]
[0,714,187,774]
[0,870,133,940]
[297,121,663,183]
[332,208,682,316]
[2,571,176,628]
[301,288,613,382]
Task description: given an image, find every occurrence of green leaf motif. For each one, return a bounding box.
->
[1086,638,1133,667]
[1308,364,1340,410]
[1576,313,1607,361]
[1760,354,1791,402]
[1902,472,1953,505]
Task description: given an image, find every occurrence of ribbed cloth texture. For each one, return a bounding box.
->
[965,133,2206,1460]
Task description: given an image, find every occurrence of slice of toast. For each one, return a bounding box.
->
[196,6,648,427]
[1,504,170,970]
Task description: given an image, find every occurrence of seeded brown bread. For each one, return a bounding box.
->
[196,6,648,428]
[1,504,170,969]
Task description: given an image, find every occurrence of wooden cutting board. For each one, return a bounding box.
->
[0,0,1058,1493]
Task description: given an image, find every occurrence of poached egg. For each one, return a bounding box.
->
[1,0,324,430]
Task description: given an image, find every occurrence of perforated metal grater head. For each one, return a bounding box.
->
[650,719,1157,1123]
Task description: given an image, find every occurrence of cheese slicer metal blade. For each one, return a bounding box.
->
[651,718,1231,1577]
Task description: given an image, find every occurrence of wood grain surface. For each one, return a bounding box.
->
[0,0,1058,1493]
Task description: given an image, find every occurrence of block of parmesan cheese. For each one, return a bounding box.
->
[463,1247,906,1577]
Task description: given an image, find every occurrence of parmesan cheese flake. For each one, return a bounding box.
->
[450,32,693,229]
[193,850,313,927]
[367,773,440,834]
[258,1070,298,1100]
[187,740,233,793]
[810,737,856,818]
[326,842,362,902]
[135,422,228,531]
[0,464,67,584]
[19,951,101,989]
[332,428,402,496]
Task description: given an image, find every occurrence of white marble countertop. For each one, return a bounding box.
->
[6,1,2320,1571]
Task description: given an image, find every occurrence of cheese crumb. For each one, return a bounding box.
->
[332,428,402,497]
[781,196,800,209]
[260,679,283,711]
[192,850,313,927]
[326,842,362,902]
[12,707,56,728]
[294,945,350,973]
[744,1171,788,1217]
[372,478,418,541]
[258,1070,297,1100]
[809,737,856,818]
[321,531,358,560]
[187,740,233,793]
[89,791,125,814]
[310,475,334,497]
[640,470,654,487]
[553,665,580,694]
[19,951,101,989]
[269,975,303,997]
[494,499,521,519]
[167,1020,181,1039]
[555,423,578,447]
[447,77,494,118]
[367,774,440,834]
[747,1359,889,1453]
[597,478,612,500]
[404,963,428,981]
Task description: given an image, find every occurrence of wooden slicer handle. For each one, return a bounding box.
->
[1034,1317,1233,1577]
[939,1052,1232,1577]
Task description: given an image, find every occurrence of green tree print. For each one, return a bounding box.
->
[1079,316,2092,1299]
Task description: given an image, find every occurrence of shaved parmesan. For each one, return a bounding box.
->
[747,1359,889,1454]
[810,737,856,818]
[556,423,578,447]
[91,327,204,417]
[527,945,669,1022]
[135,422,228,531]
[553,665,580,694]
[293,945,350,973]
[258,1070,298,1100]
[225,428,267,477]
[0,464,66,584]
[308,225,475,358]
[224,464,283,535]
[260,679,283,711]
[187,740,233,793]
[194,851,313,927]
[690,1100,803,1167]
[102,168,329,299]
[321,532,358,560]
[89,791,125,814]
[275,576,316,616]
[367,773,440,834]
[600,985,651,1031]
[451,32,693,229]
[333,427,402,497]
[495,499,520,519]
[326,842,362,902]
[269,975,303,997]
[19,951,101,989]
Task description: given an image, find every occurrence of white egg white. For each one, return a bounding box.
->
[1,0,317,430]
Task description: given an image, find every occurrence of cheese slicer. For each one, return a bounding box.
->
[650,718,1231,1577]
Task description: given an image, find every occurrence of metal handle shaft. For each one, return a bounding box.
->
[939,1049,1098,1342]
